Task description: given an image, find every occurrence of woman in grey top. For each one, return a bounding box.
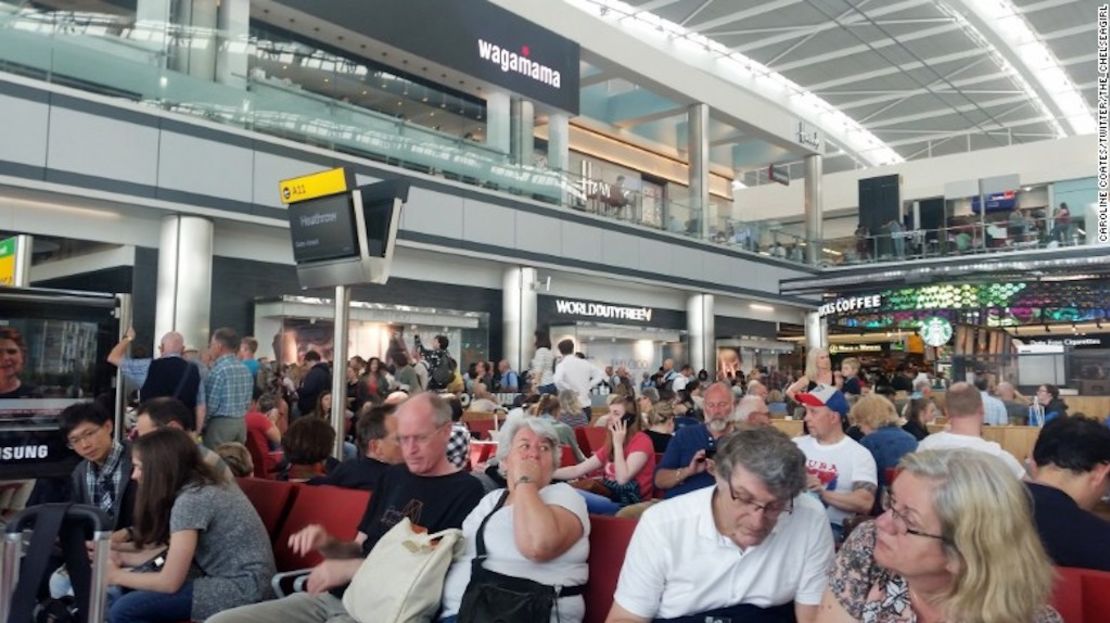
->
[107,428,276,622]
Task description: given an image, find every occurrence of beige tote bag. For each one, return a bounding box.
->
[342,518,465,623]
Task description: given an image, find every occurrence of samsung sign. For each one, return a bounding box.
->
[271,0,580,114]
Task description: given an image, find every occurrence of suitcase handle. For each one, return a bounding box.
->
[5,503,113,535]
[1,504,114,623]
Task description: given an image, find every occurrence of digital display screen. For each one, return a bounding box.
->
[2,312,113,479]
[362,195,395,258]
[288,193,359,263]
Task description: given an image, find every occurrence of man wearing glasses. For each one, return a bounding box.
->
[209,392,485,623]
[60,402,136,535]
[608,427,834,623]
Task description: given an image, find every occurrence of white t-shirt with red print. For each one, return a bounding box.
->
[793,435,877,527]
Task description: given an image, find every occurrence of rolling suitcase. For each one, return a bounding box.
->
[0,504,113,623]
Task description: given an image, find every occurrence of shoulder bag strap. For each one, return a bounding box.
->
[170,358,196,401]
[474,490,510,561]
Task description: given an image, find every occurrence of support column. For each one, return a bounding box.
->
[330,286,351,461]
[804,154,823,266]
[3,234,33,286]
[136,0,172,70]
[510,97,535,166]
[485,91,511,155]
[502,267,538,377]
[688,103,710,239]
[546,112,570,172]
[137,0,219,80]
[216,0,249,88]
[174,0,219,81]
[686,293,715,380]
[804,311,827,351]
[155,215,213,352]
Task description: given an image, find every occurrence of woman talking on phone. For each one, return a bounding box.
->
[106,428,275,623]
[552,396,656,515]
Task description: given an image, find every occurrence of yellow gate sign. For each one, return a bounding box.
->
[278,168,351,204]
[0,237,15,286]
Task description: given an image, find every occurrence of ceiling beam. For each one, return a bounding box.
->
[679,0,715,27]
[947,0,1093,135]
[731,0,931,53]
[772,22,961,72]
[846,18,955,25]
[881,115,1056,146]
[685,0,803,33]
[1018,0,1084,14]
[805,48,987,92]
[828,56,1024,110]
[865,94,1029,128]
[633,0,687,12]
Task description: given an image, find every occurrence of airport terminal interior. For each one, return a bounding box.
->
[0,0,1108,622]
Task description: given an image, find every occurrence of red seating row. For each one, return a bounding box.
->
[577,427,608,454]
[237,478,371,571]
[236,476,636,619]
[235,478,1110,623]
[1052,566,1110,623]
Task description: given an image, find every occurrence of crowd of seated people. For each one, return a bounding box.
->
[10,329,1110,623]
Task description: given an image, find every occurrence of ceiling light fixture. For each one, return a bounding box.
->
[937,0,1093,136]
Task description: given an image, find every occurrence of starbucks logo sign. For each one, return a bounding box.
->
[919,316,953,347]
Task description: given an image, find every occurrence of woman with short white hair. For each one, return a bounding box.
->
[439,417,589,623]
[817,448,1062,623]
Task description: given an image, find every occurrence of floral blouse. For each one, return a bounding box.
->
[828,522,1063,623]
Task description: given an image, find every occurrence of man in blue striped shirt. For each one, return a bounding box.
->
[202,327,254,449]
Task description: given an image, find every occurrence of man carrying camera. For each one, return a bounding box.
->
[654,382,736,498]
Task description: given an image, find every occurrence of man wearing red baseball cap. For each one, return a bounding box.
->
[793,384,877,543]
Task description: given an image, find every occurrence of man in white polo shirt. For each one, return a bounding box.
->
[793,385,877,544]
[607,427,834,623]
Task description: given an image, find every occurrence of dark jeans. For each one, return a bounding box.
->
[108,580,193,623]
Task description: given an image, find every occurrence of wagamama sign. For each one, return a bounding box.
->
[556,299,653,322]
[478,40,561,88]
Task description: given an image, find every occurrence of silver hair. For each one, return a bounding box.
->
[714,427,807,501]
[494,415,563,475]
[732,395,767,423]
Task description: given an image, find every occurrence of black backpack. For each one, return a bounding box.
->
[431,354,457,388]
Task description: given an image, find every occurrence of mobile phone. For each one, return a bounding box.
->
[621,413,636,427]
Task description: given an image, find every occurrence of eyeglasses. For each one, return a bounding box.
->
[66,423,106,448]
[724,484,793,518]
[882,494,948,543]
[395,423,447,446]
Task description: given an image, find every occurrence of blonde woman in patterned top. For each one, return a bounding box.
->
[817,448,1061,623]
